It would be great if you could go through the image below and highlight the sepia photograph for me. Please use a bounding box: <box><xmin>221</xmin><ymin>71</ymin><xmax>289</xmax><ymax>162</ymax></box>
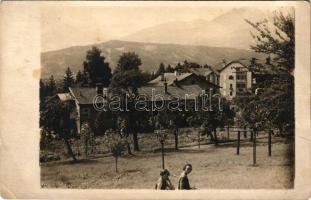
<box><xmin>0</xmin><ymin>1</ymin><xmax>310</xmax><ymax>199</ymax></box>
<box><xmin>39</xmin><ymin>5</ymin><xmax>295</xmax><ymax>189</ymax></box>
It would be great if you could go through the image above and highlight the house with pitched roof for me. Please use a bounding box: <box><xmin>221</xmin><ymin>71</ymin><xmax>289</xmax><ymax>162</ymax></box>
<box><xmin>217</xmin><ymin>60</ymin><xmax>252</xmax><ymax>100</ymax></box>
<box><xmin>215</xmin><ymin>57</ymin><xmax>282</xmax><ymax>100</ymax></box>
<box><xmin>147</xmin><ymin>71</ymin><xmax>220</xmax><ymax>92</ymax></box>
<box><xmin>188</xmin><ymin>66</ymin><xmax>220</xmax><ymax>86</ymax></box>
<box><xmin>65</xmin><ymin>82</ymin><xmax>207</xmax><ymax>133</ymax></box>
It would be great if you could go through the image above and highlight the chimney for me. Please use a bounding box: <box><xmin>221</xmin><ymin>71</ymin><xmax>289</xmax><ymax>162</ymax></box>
<box><xmin>266</xmin><ymin>56</ymin><xmax>271</xmax><ymax>65</ymax></box>
<box><xmin>103</xmin><ymin>88</ymin><xmax>108</xmax><ymax>98</ymax></box>
<box><xmin>96</xmin><ymin>83</ymin><xmax>103</xmax><ymax>96</ymax></box>
<box><xmin>160</xmin><ymin>73</ymin><xmax>164</xmax><ymax>81</ymax></box>
<box><xmin>164</xmin><ymin>78</ymin><xmax>168</xmax><ymax>94</ymax></box>
<box><xmin>174</xmin><ymin>70</ymin><xmax>180</xmax><ymax>76</ymax></box>
<box><xmin>174</xmin><ymin>78</ymin><xmax>180</xmax><ymax>87</ymax></box>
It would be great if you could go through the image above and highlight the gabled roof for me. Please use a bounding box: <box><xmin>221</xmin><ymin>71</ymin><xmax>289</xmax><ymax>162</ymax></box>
<box><xmin>216</xmin><ymin>58</ymin><xmax>278</xmax><ymax>74</ymax></box>
<box><xmin>69</xmin><ymin>87</ymin><xmax>99</xmax><ymax>105</ymax></box>
<box><xmin>217</xmin><ymin>60</ymin><xmax>249</xmax><ymax>72</ymax></box>
<box><xmin>69</xmin><ymin>85</ymin><xmax>204</xmax><ymax>105</ymax></box>
<box><xmin>148</xmin><ymin>73</ymin><xmax>193</xmax><ymax>86</ymax></box>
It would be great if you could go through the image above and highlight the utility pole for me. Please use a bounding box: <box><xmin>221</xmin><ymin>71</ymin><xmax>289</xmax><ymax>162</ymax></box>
<box><xmin>237</xmin><ymin>131</ymin><xmax>241</xmax><ymax>155</ymax></box>
<box><xmin>268</xmin><ymin>129</ymin><xmax>272</xmax><ymax>157</ymax></box>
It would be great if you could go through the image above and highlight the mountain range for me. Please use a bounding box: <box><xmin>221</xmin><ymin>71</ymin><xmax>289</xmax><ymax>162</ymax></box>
<box><xmin>41</xmin><ymin>40</ymin><xmax>264</xmax><ymax>79</ymax></box>
<box><xmin>41</xmin><ymin>8</ymin><xmax>269</xmax><ymax>79</ymax></box>
<box><xmin>121</xmin><ymin>8</ymin><xmax>268</xmax><ymax>49</ymax></box>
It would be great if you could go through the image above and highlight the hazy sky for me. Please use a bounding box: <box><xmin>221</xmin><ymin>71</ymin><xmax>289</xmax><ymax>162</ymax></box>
<box><xmin>41</xmin><ymin>7</ymin><xmax>233</xmax><ymax>52</ymax></box>
<box><xmin>41</xmin><ymin>6</ymin><xmax>292</xmax><ymax>52</ymax></box>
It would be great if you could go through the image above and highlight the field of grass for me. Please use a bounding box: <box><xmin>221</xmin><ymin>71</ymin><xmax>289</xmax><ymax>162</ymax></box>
<box><xmin>41</xmin><ymin>130</ymin><xmax>294</xmax><ymax>189</ymax></box>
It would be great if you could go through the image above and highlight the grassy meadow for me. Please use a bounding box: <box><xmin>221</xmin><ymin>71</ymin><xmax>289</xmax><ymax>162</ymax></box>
<box><xmin>40</xmin><ymin>129</ymin><xmax>294</xmax><ymax>189</ymax></box>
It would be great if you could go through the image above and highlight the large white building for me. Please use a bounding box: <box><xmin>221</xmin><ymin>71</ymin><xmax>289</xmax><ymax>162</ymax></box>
<box><xmin>218</xmin><ymin>61</ymin><xmax>252</xmax><ymax>100</ymax></box>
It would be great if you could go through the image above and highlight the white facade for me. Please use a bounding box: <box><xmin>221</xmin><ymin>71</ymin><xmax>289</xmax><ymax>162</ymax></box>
<box><xmin>219</xmin><ymin>62</ymin><xmax>252</xmax><ymax>100</ymax></box>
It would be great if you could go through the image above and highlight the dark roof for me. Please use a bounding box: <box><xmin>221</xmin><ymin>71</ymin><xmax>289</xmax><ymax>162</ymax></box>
<box><xmin>69</xmin><ymin>87</ymin><xmax>99</xmax><ymax>105</ymax></box>
<box><xmin>137</xmin><ymin>85</ymin><xmax>203</xmax><ymax>100</ymax></box>
<box><xmin>69</xmin><ymin>85</ymin><xmax>204</xmax><ymax>105</ymax></box>
<box><xmin>147</xmin><ymin>72</ymin><xmax>220</xmax><ymax>89</ymax></box>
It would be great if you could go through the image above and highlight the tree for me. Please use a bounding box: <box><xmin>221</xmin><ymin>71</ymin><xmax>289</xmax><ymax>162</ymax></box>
<box><xmin>186</xmin><ymin>112</ymin><xmax>204</xmax><ymax>147</ymax></box>
<box><xmin>111</xmin><ymin>52</ymin><xmax>144</xmax><ymax>92</ymax></box>
<box><xmin>150</xmin><ymin>71</ymin><xmax>157</xmax><ymax>80</ymax></box>
<box><xmin>243</xmin><ymin>10</ymin><xmax>295</xmax><ymax>135</ymax></box>
<box><xmin>222</xmin><ymin>100</ymin><xmax>235</xmax><ymax>139</ymax></box>
<box><xmin>236</xmin><ymin>94</ymin><xmax>261</xmax><ymax>128</ymax></box>
<box><xmin>191</xmin><ymin>95</ymin><xmax>232</xmax><ymax>146</ymax></box>
<box><xmin>175</xmin><ymin>62</ymin><xmax>182</xmax><ymax>72</ymax></box>
<box><xmin>246</xmin><ymin>10</ymin><xmax>294</xmax><ymax>72</ymax></box>
<box><xmin>236</xmin><ymin>81</ymin><xmax>294</xmax><ymax>135</ymax></box>
<box><xmin>40</xmin><ymin>100</ymin><xmax>77</xmax><ymax>162</ymax></box>
<box><xmin>94</xmin><ymin>111</ymin><xmax>117</xmax><ymax>135</ymax></box>
<box><xmin>117</xmin><ymin>116</ymin><xmax>132</xmax><ymax>155</ymax></box>
<box><xmin>166</xmin><ymin>64</ymin><xmax>174</xmax><ymax>73</ymax></box>
<box><xmin>141</xmin><ymin>71</ymin><xmax>153</xmax><ymax>84</ymax></box>
<box><xmin>183</xmin><ymin>60</ymin><xmax>201</xmax><ymax>69</ymax></box>
<box><xmin>103</xmin><ymin>129</ymin><xmax>125</xmax><ymax>173</ymax></box>
<box><xmin>63</xmin><ymin>67</ymin><xmax>75</xmax><ymax>91</ymax></box>
<box><xmin>153</xmin><ymin>111</ymin><xmax>169</xmax><ymax>169</ymax></box>
<box><xmin>84</xmin><ymin>47</ymin><xmax>112</xmax><ymax>87</ymax></box>
<box><xmin>82</xmin><ymin>62</ymin><xmax>90</xmax><ymax>86</ymax></box>
<box><xmin>80</xmin><ymin>122</ymin><xmax>94</xmax><ymax>158</ymax></box>
<box><xmin>167</xmin><ymin>112</ymin><xmax>185</xmax><ymax>150</ymax></box>
<box><xmin>75</xmin><ymin>70</ymin><xmax>83</xmax><ymax>84</ymax></box>
<box><xmin>40</xmin><ymin>79</ymin><xmax>47</xmax><ymax>111</ymax></box>
<box><xmin>115</xmin><ymin>52</ymin><xmax>142</xmax><ymax>72</ymax></box>
<box><xmin>46</xmin><ymin>75</ymin><xmax>57</xmax><ymax>96</ymax></box>
<box><xmin>156</xmin><ymin>62</ymin><xmax>165</xmax><ymax>76</ymax></box>
<box><xmin>110</xmin><ymin>52</ymin><xmax>144</xmax><ymax>151</ymax></box>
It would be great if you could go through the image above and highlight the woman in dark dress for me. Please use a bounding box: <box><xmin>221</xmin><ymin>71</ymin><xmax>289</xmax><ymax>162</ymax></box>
<box><xmin>178</xmin><ymin>164</ymin><xmax>196</xmax><ymax>190</ymax></box>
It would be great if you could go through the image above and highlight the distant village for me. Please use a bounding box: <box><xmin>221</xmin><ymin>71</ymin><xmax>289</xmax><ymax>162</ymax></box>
<box><xmin>44</xmin><ymin>51</ymin><xmax>274</xmax><ymax>134</ymax></box>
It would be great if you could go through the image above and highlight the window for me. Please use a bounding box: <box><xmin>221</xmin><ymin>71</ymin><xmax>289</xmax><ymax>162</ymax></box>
<box><xmin>230</xmin><ymin>91</ymin><xmax>233</xmax><ymax>96</ymax></box>
<box><xmin>81</xmin><ymin>108</ymin><xmax>90</xmax><ymax>119</ymax></box>
<box><xmin>228</xmin><ymin>75</ymin><xmax>234</xmax><ymax>80</ymax></box>
<box><xmin>236</xmin><ymin>83</ymin><xmax>246</xmax><ymax>89</ymax></box>
<box><xmin>236</xmin><ymin>72</ymin><xmax>246</xmax><ymax>80</ymax></box>
<box><xmin>230</xmin><ymin>84</ymin><xmax>233</xmax><ymax>88</ymax></box>
<box><xmin>211</xmin><ymin>75</ymin><xmax>214</xmax><ymax>83</ymax></box>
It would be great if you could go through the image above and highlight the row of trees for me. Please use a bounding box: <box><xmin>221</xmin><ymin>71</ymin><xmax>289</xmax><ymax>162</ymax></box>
<box><xmin>154</xmin><ymin>60</ymin><xmax>212</xmax><ymax>78</ymax></box>
<box><xmin>40</xmin><ymin>46</ymin><xmax>113</xmax><ymax>102</ymax></box>
<box><xmin>40</xmin><ymin>48</ymin><xmax>216</xmax><ymax>105</ymax></box>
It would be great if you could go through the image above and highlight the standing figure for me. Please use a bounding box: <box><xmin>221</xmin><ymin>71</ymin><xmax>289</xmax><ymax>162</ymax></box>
<box><xmin>178</xmin><ymin>164</ymin><xmax>196</xmax><ymax>190</ymax></box>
